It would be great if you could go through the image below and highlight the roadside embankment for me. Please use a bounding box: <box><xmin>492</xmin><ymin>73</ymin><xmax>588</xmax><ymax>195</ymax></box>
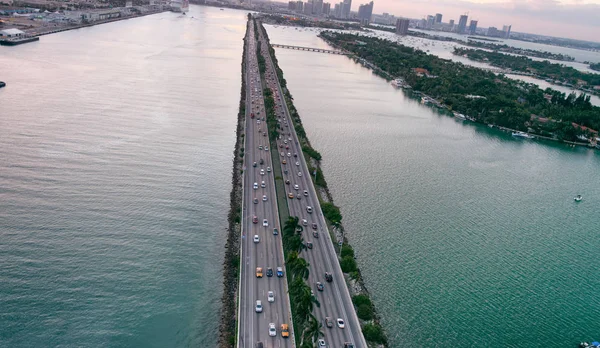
<box><xmin>257</xmin><ymin>20</ymin><xmax>389</xmax><ymax>348</ymax></box>
<box><xmin>217</xmin><ymin>19</ymin><xmax>248</xmax><ymax>348</ymax></box>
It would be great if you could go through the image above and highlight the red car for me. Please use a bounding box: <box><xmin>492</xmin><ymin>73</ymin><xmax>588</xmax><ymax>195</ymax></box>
<box><xmin>253</xmin><ymin>216</ymin><xmax>258</xmax><ymax>224</ymax></box>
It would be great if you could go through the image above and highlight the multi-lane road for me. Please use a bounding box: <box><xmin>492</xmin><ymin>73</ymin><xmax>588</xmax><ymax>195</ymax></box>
<box><xmin>256</xmin><ymin>21</ymin><xmax>367</xmax><ymax>348</ymax></box>
<box><xmin>238</xmin><ymin>19</ymin><xmax>295</xmax><ymax>348</ymax></box>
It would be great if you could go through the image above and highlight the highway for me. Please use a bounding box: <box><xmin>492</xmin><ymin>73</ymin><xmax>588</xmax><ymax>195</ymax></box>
<box><xmin>256</xmin><ymin>21</ymin><xmax>368</xmax><ymax>348</ymax></box>
<box><xmin>238</xmin><ymin>19</ymin><xmax>295</xmax><ymax>348</ymax></box>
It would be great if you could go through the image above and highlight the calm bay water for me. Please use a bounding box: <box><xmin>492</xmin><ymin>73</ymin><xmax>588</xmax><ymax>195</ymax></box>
<box><xmin>266</xmin><ymin>26</ymin><xmax>600</xmax><ymax>347</ymax></box>
<box><xmin>0</xmin><ymin>6</ymin><xmax>246</xmax><ymax>347</ymax></box>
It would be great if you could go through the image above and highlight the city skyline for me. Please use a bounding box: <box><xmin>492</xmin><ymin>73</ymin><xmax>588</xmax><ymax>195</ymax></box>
<box><xmin>358</xmin><ymin>0</ymin><xmax>600</xmax><ymax>42</ymax></box>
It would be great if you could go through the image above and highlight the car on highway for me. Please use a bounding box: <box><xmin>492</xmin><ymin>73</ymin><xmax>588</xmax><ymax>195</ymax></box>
<box><xmin>273</xmin><ymin>228</ymin><xmax>278</xmax><ymax>235</ymax></box>
<box><xmin>337</xmin><ymin>318</ymin><xmax>345</xmax><ymax>329</ymax></box>
<box><xmin>262</xmin><ymin>195</ymin><xmax>267</xmax><ymax>201</ymax></box>
<box><xmin>255</xmin><ymin>342</ymin><xmax>263</xmax><ymax>348</ymax></box>
<box><xmin>281</xmin><ymin>324</ymin><xmax>289</xmax><ymax>338</ymax></box>
<box><xmin>284</xmin><ymin>169</ymin><xmax>288</xmax><ymax>174</ymax></box>
<box><xmin>263</xmin><ymin>219</ymin><xmax>268</xmax><ymax>227</ymax></box>
<box><xmin>267</xmin><ymin>291</ymin><xmax>274</xmax><ymax>303</ymax></box>
<box><xmin>267</xmin><ymin>166</ymin><xmax>271</xmax><ymax>172</ymax></box>
<box><xmin>287</xmin><ymin>153</ymin><xmax>291</xmax><ymax>157</ymax></box>
<box><xmin>296</xmin><ymin>195</ymin><xmax>301</xmax><ymax>200</ymax></box>
<box><xmin>313</xmin><ymin>231</ymin><xmax>319</xmax><ymax>238</ymax></box>
<box><xmin>298</xmin><ymin>172</ymin><xmax>302</xmax><ymax>177</ymax></box>
<box><xmin>253</xmin><ymin>235</ymin><xmax>260</xmax><ymax>243</ymax></box>
<box><xmin>318</xmin><ymin>339</ymin><xmax>326</xmax><ymax>347</ymax></box>
<box><xmin>260</xmin><ymin>169</ymin><xmax>265</xmax><ymax>176</ymax></box>
<box><xmin>256</xmin><ymin>267</ymin><xmax>263</xmax><ymax>278</ymax></box>
<box><xmin>306</xmin><ymin>241</ymin><xmax>313</xmax><ymax>249</ymax></box>
<box><xmin>294</xmin><ymin>184</ymin><xmax>299</xmax><ymax>190</ymax></box>
<box><xmin>284</xmin><ymin>140</ymin><xmax>288</xmax><ymax>144</ymax></box>
<box><xmin>285</xmin><ymin>180</ymin><xmax>290</xmax><ymax>185</ymax></box>
<box><xmin>325</xmin><ymin>317</ymin><xmax>333</xmax><ymax>328</ymax></box>
<box><xmin>258</xmin><ymin>145</ymin><xmax>263</xmax><ymax>150</ymax></box>
<box><xmin>302</xmin><ymin>219</ymin><xmax>308</xmax><ymax>226</ymax></box>
<box><xmin>295</xmin><ymin>161</ymin><xmax>300</xmax><ymax>166</ymax></box>
<box><xmin>312</xmin><ymin>223</ymin><xmax>318</xmax><ymax>230</ymax></box>
<box><xmin>316</xmin><ymin>282</ymin><xmax>324</xmax><ymax>291</ymax></box>
<box><xmin>268</xmin><ymin>323</ymin><xmax>276</xmax><ymax>337</ymax></box>
<box><xmin>325</xmin><ymin>272</ymin><xmax>333</xmax><ymax>282</ymax></box>
<box><xmin>253</xmin><ymin>182</ymin><xmax>258</xmax><ymax>190</ymax></box>
<box><xmin>343</xmin><ymin>344</ymin><xmax>354</xmax><ymax>348</ymax></box>
<box><xmin>288</xmin><ymin>193</ymin><xmax>294</xmax><ymax>199</ymax></box>
<box><xmin>263</xmin><ymin>132</ymin><xmax>267</xmax><ymax>137</ymax></box>
<box><xmin>255</xmin><ymin>300</ymin><xmax>262</xmax><ymax>313</ymax></box>
<box><xmin>265</xmin><ymin>146</ymin><xmax>268</xmax><ymax>151</ymax></box>
<box><xmin>276</xmin><ymin>267</ymin><xmax>284</xmax><ymax>277</ymax></box>
<box><xmin>307</xmin><ymin>206</ymin><xmax>313</xmax><ymax>213</ymax></box>
<box><xmin>303</xmin><ymin>190</ymin><xmax>308</xmax><ymax>196</ymax></box>
<box><xmin>282</xmin><ymin>159</ymin><xmax>287</xmax><ymax>164</ymax></box>
<box><xmin>259</xmin><ymin>159</ymin><xmax>264</xmax><ymax>165</ymax></box>
<box><xmin>252</xmin><ymin>216</ymin><xmax>258</xmax><ymax>224</ymax></box>
<box><xmin>266</xmin><ymin>267</ymin><xmax>273</xmax><ymax>277</ymax></box>
<box><xmin>293</xmin><ymin>153</ymin><xmax>298</xmax><ymax>157</ymax></box>
<box><xmin>253</xmin><ymin>198</ymin><xmax>258</xmax><ymax>204</ymax></box>
<box><xmin>253</xmin><ymin>162</ymin><xmax>257</xmax><ymax>167</ymax></box>
<box><xmin>285</xmin><ymin>145</ymin><xmax>289</xmax><ymax>149</ymax></box>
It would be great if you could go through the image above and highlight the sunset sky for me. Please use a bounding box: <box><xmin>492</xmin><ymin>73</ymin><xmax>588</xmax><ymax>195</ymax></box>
<box><xmin>364</xmin><ymin>0</ymin><xmax>600</xmax><ymax>42</ymax></box>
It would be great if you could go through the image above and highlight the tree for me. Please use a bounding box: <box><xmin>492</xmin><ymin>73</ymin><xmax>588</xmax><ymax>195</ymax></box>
<box><xmin>357</xmin><ymin>303</ymin><xmax>374</xmax><ymax>321</ymax></box>
<box><xmin>362</xmin><ymin>323</ymin><xmax>387</xmax><ymax>344</ymax></box>
<box><xmin>287</xmin><ymin>252</ymin><xmax>310</xmax><ymax>280</ymax></box>
<box><xmin>340</xmin><ymin>256</ymin><xmax>357</xmax><ymax>273</ymax></box>
<box><xmin>302</xmin><ymin>314</ymin><xmax>324</xmax><ymax>345</ymax></box>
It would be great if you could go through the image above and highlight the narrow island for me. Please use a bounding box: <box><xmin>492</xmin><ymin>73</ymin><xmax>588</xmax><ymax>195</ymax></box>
<box><xmin>321</xmin><ymin>31</ymin><xmax>600</xmax><ymax>147</ymax></box>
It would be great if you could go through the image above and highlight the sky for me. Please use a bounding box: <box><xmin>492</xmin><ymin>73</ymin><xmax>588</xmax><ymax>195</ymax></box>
<box><xmin>367</xmin><ymin>0</ymin><xmax>600</xmax><ymax>42</ymax></box>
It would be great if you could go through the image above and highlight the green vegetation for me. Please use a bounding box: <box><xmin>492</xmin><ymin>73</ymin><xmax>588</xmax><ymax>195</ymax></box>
<box><xmin>454</xmin><ymin>47</ymin><xmax>600</xmax><ymax>88</ymax></box>
<box><xmin>322</xmin><ymin>31</ymin><xmax>600</xmax><ymax>141</ymax></box>
<box><xmin>362</xmin><ymin>323</ymin><xmax>387</xmax><ymax>344</ymax></box>
<box><xmin>341</xmin><ymin>244</ymin><xmax>355</xmax><ymax>258</ymax></box>
<box><xmin>340</xmin><ymin>255</ymin><xmax>358</xmax><ymax>273</ymax></box>
<box><xmin>591</xmin><ymin>63</ymin><xmax>600</xmax><ymax>72</ymax></box>
<box><xmin>301</xmin><ymin>146</ymin><xmax>322</xmax><ymax>161</ymax></box>
<box><xmin>465</xmin><ymin>40</ymin><xmax>575</xmax><ymax>61</ymax></box>
<box><xmin>320</xmin><ymin>202</ymin><xmax>342</xmax><ymax>225</ymax></box>
<box><xmin>261</xmin><ymin>13</ymin><xmax>362</xmax><ymax>31</ymax></box>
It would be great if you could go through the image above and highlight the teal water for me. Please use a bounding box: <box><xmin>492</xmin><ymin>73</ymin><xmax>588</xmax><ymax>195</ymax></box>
<box><xmin>0</xmin><ymin>6</ymin><xmax>246</xmax><ymax>347</ymax></box>
<box><xmin>266</xmin><ymin>26</ymin><xmax>600</xmax><ymax>347</ymax></box>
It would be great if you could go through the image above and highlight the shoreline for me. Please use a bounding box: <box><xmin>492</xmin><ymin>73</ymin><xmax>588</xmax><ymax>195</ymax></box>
<box><xmin>217</xmin><ymin>21</ymin><xmax>247</xmax><ymax>348</ymax></box>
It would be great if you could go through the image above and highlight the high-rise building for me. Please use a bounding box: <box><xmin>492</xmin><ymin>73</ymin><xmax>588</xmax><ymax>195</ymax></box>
<box><xmin>296</xmin><ymin>1</ymin><xmax>303</xmax><ymax>12</ymax></box>
<box><xmin>502</xmin><ymin>24</ymin><xmax>512</xmax><ymax>38</ymax></box>
<box><xmin>449</xmin><ymin>19</ymin><xmax>454</xmax><ymax>26</ymax></box>
<box><xmin>334</xmin><ymin>3</ymin><xmax>341</xmax><ymax>17</ymax></box>
<box><xmin>435</xmin><ymin>13</ymin><xmax>442</xmax><ymax>24</ymax></box>
<box><xmin>342</xmin><ymin>0</ymin><xmax>352</xmax><ymax>18</ymax></box>
<box><xmin>396</xmin><ymin>18</ymin><xmax>410</xmax><ymax>35</ymax></box>
<box><xmin>457</xmin><ymin>14</ymin><xmax>468</xmax><ymax>34</ymax></box>
<box><xmin>288</xmin><ymin>1</ymin><xmax>296</xmax><ymax>10</ymax></box>
<box><xmin>304</xmin><ymin>2</ymin><xmax>313</xmax><ymax>14</ymax></box>
<box><xmin>469</xmin><ymin>20</ymin><xmax>478</xmax><ymax>35</ymax></box>
<box><xmin>313</xmin><ymin>0</ymin><xmax>323</xmax><ymax>15</ymax></box>
<box><xmin>322</xmin><ymin>2</ymin><xmax>331</xmax><ymax>15</ymax></box>
<box><xmin>426</xmin><ymin>15</ymin><xmax>435</xmax><ymax>29</ymax></box>
<box><xmin>357</xmin><ymin>1</ymin><xmax>373</xmax><ymax>25</ymax></box>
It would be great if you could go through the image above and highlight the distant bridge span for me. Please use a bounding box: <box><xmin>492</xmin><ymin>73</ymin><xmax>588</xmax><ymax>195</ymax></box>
<box><xmin>271</xmin><ymin>44</ymin><xmax>351</xmax><ymax>55</ymax></box>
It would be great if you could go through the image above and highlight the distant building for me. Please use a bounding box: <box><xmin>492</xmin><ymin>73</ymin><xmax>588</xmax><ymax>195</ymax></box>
<box><xmin>469</xmin><ymin>20</ymin><xmax>478</xmax><ymax>35</ymax></box>
<box><xmin>426</xmin><ymin>15</ymin><xmax>434</xmax><ymax>29</ymax></box>
<box><xmin>0</xmin><ymin>28</ymin><xmax>24</xmax><ymax>38</ymax></box>
<box><xmin>457</xmin><ymin>14</ymin><xmax>468</xmax><ymax>34</ymax></box>
<box><xmin>503</xmin><ymin>24</ymin><xmax>512</xmax><ymax>38</ymax></box>
<box><xmin>396</xmin><ymin>18</ymin><xmax>410</xmax><ymax>35</ymax></box>
<box><xmin>333</xmin><ymin>3</ymin><xmax>341</xmax><ymax>17</ymax></box>
<box><xmin>288</xmin><ymin>1</ymin><xmax>296</xmax><ymax>10</ymax></box>
<box><xmin>303</xmin><ymin>2</ymin><xmax>313</xmax><ymax>15</ymax></box>
<box><xmin>341</xmin><ymin>0</ymin><xmax>352</xmax><ymax>18</ymax></box>
<box><xmin>434</xmin><ymin>13</ymin><xmax>442</xmax><ymax>24</ymax></box>
<box><xmin>295</xmin><ymin>1</ymin><xmax>303</xmax><ymax>12</ymax></box>
<box><xmin>357</xmin><ymin>1</ymin><xmax>373</xmax><ymax>25</ymax></box>
<box><xmin>313</xmin><ymin>0</ymin><xmax>323</xmax><ymax>15</ymax></box>
<box><xmin>322</xmin><ymin>2</ymin><xmax>331</xmax><ymax>15</ymax></box>
<box><xmin>449</xmin><ymin>19</ymin><xmax>454</xmax><ymax>26</ymax></box>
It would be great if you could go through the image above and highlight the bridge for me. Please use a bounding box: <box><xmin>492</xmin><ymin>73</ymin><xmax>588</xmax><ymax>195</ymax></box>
<box><xmin>272</xmin><ymin>44</ymin><xmax>351</xmax><ymax>55</ymax></box>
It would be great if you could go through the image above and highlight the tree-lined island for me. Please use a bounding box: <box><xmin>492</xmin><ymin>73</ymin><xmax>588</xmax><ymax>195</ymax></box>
<box><xmin>321</xmin><ymin>31</ymin><xmax>600</xmax><ymax>145</ymax></box>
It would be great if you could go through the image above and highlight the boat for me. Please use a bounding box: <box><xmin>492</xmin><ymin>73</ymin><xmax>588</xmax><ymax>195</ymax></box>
<box><xmin>391</xmin><ymin>78</ymin><xmax>405</xmax><ymax>87</ymax></box>
<box><xmin>574</xmin><ymin>195</ymin><xmax>583</xmax><ymax>202</ymax></box>
<box><xmin>0</xmin><ymin>81</ymin><xmax>5</xmax><ymax>88</ymax></box>
<box><xmin>512</xmin><ymin>131</ymin><xmax>534</xmax><ymax>139</ymax></box>
<box><xmin>453</xmin><ymin>112</ymin><xmax>466</xmax><ymax>120</ymax></box>
<box><xmin>170</xmin><ymin>0</ymin><xmax>189</xmax><ymax>13</ymax></box>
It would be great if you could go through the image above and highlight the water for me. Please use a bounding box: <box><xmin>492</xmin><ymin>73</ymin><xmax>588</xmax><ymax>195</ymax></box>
<box><xmin>0</xmin><ymin>6</ymin><xmax>247</xmax><ymax>347</ymax></box>
<box><xmin>266</xmin><ymin>25</ymin><xmax>600</xmax><ymax>347</ymax></box>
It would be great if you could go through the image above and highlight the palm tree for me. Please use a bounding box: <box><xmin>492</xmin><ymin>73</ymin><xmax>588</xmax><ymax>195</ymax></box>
<box><xmin>286</xmin><ymin>252</ymin><xmax>310</xmax><ymax>280</ymax></box>
<box><xmin>302</xmin><ymin>314</ymin><xmax>324</xmax><ymax>345</ymax></box>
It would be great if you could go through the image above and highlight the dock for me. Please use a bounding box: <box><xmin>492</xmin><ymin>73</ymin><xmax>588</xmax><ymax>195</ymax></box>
<box><xmin>0</xmin><ymin>37</ymin><xmax>40</xmax><ymax>46</ymax></box>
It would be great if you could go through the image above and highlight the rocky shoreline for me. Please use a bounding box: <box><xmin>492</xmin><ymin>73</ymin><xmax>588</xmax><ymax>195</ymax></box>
<box><xmin>217</xmin><ymin>26</ymin><xmax>248</xmax><ymax>348</ymax></box>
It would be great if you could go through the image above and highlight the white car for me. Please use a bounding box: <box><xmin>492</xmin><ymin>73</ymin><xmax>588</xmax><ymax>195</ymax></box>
<box><xmin>260</xmin><ymin>169</ymin><xmax>265</xmax><ymax>175</ymax></box>
<box><xmin>267</xmin><ymin>167</ymin><xmax>271</xmax><ymax>172</ymax></box>
<box><xmin>298</xmin><ymin>172</ymin><xmax>302</xmax><ymax>177</ymax></box>
<box><xmin>263</xmin><ymin>219</ymin><xmax>268</xmax><ymax>227</ymax></box>
<box><xmin>287</xmin><ymin>153</ymin><xmax>291</xmax><ymax>157</ymax></box>
<box><xmin>294</xmin><ymin>184</ymin><xmax>299</xmax><ymax>190</ymax></box>
<box><xmin>265</xmin><ymin>146</ymin><xmax>269</xmax><ymax>151</ymax></box>
<box><xmin>255</xmin><ymin>300</ymin><xmax>263</xmax><ymax>313</ymax></box>
<box><xmin>302</xmin><ymin>219</ymin><xmax>308</xmax><ymax>226</ymax></box>
<box><xmin>258</xmin><ymin>145</ymin><xmax>263</xmax><ymax>150</ymax></box>
<box><xmin>263</xmin><ymin>195</ymin><xmax>268</xmax><ymax>201</ymax></box>
<box><xmin>267</xmin><ymin>291</ymin><xmax>275</xmax><ymax>303</ymax></box>
<box><xmin>253</xmin><ymin>235</ymin><xmax>260</xmax><ymax>243</ymax></box>
<box><xmin>318</xmin><ymin>339</ymin><xmax>326</xmax><ymax>347</ymax></box>
<box><xmin>269</xmin><ymin>323</ymin><xmax>277</xmax><ymax>337</ymax></box>
<box><xmin>296</xmin><ymin>162</ymin><xmax>300</xmax><ymax>166</ymax></box>
<box><xmin>257</xmin><ymin>120</ymin><xmax>261</xmax><ymax>124</ymax></box>
<box><xmin>337</xmin><ymin>318</ymin><xmax>345</xmax><ymax>329</ymax></box>
<box><xmin>253</xmin><ymin>182</ymin><xmax>258</xmax><ymax>190</ymax></box>
<box><xmin>261</xmin><ymin>181</ymin><xmax>266</xmax><ymax>188</ymax></box>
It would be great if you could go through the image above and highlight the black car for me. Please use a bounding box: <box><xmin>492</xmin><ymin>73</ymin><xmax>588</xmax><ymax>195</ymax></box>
<box><xmin>256</xmin><ymin>342</ymin><xmax>264</xmax><ymax>348</ymax></box>
<box><xmin>316</xmin><ymin>282</ymin><xmax>324</xmax><ymax>291</ymax></box>
<box><xmin>325</xmin><ymin>272</ymin><xmax>333</xmax><ymax>282</ymax></box>
<box><xmin>259</xmin><ymin>159</ymin><xmax>264</xmax><ymax>165</ymax></box>
<box><xmin>266</xmin><ymin>268</ymin><xmax>273</xmax><ymax>277</ymax></box>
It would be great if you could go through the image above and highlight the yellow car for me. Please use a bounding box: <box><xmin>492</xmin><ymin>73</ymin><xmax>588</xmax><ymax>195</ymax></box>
<box><xmin>282</xmin><ymin>160</ymin><xmax>287</xmax><ymax>164</ymax></box>
<box><xmin>281</xmin><ymin>324</ymin><xmax>289</xmax><ymax>338</ymax></box>
<box><xmin>288</xmin><ymin>193</ymin><xmax>294</xmax><ymax>199</ymax></box>
<box><xmin>256</xmin><ymin>267</ymin><xmax>263</xmax><ymax>278</ymax></box>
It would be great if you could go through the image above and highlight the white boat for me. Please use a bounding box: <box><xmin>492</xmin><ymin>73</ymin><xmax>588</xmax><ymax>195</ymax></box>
<box><xmin>171</xmin><ymin>0</ymin><xmax>189</xmax><ymax>13</ymax></box>
<box><xmin>512</xmin><ymin>131</ymin><xmax>534</xmax><ymax>139</ymax></box>
<box><xmin>574</xmin><ymin>195</ymin><xmax>583</xmax><ymax>202</ymax></box>
<box><xmin>391</xmin><ymin>78</ymin><xmax>404</xmax><ymax>87</ymax></box>
<box><xmin>453</xmin><ymin>112</ymin><xmax>466</xmax><ymax>120</ymax></box>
